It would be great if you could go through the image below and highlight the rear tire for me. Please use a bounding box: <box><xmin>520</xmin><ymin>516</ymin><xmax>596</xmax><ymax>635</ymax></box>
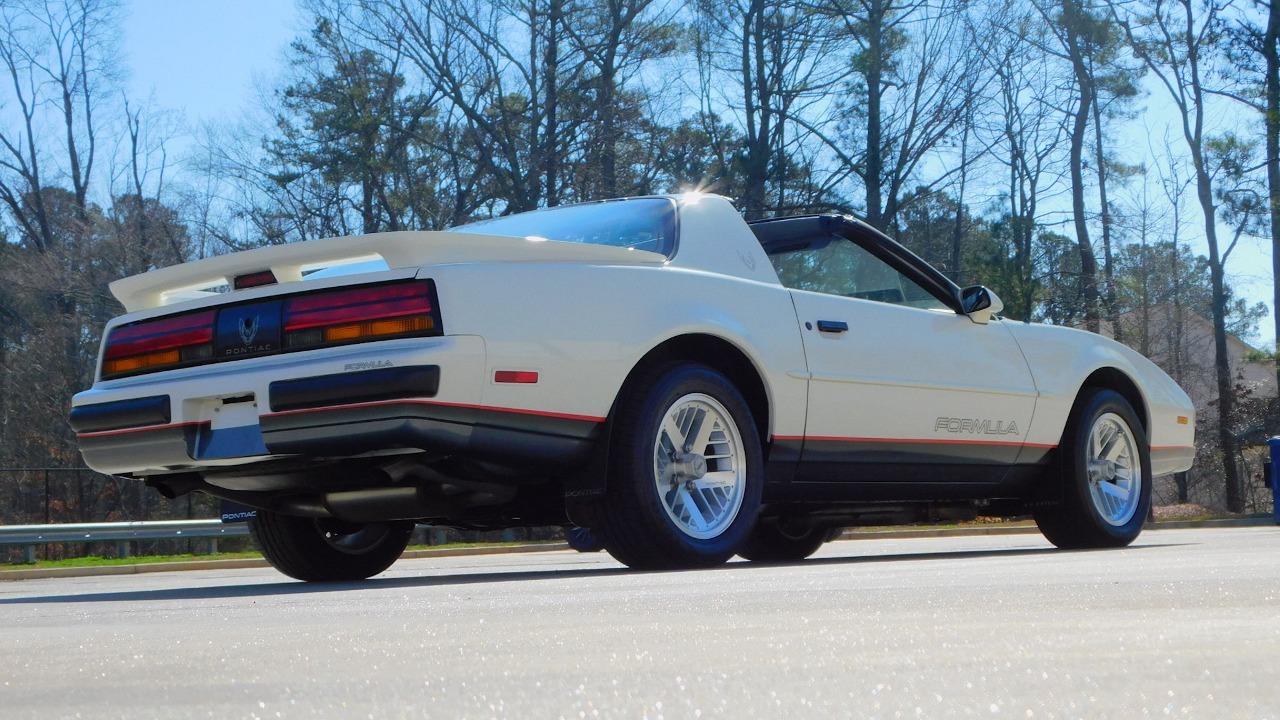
<box><xmin>737</xmin><ymin>520</ymin><xmax>836</xmax><ymax>562</ymax></box>
<box><xmin>1034</xmin><ymin>388</ymin><xmax>1151</xmax><ymax>549</ymax></box>
<box><xmin>601</xmin><ymin>363</ymin><xmax>763</xmax><ymax>570</ymax></box>
<box><xmin>249</xmin><ymin>511</ymin><xmax>413</xmax><ymax>581</ymax></box>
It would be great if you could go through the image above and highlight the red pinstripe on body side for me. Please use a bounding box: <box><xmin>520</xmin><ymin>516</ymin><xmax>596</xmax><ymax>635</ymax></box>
<box><xmin>258</xmin><ymin>398</ymin><xmax>606</xmax><ymax>424</ymax></box>
<box><xmin>772</xmin><ymin>436</ymin><xmax>1193</xmax><ymax>452</ymax></box>
<box><xmin>75</xmin><ymin>399</ymin><xmax>606</xmax><ymax>439</ymax></box>
<box><xmin>770</xmin><ymin>434</ymin><xmax>1057</xmax><ymax>449</ymax></box>
<box><xmin>76</xmin><ymin>420</ymin><xmax>209</xmax><ymax>440</ymax></box>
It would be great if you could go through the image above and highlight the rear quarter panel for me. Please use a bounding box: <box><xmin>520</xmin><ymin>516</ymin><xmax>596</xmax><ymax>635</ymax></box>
<box><xmin>424</xmin><ymin>262</ymin><xmax>809</xmax><ymax>437</ymax></box>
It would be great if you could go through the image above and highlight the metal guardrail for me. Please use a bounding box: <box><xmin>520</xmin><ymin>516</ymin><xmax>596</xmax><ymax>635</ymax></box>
<box><xmin>0</xmin><ymin>520</ymin><xmax>248</xmax><ymax>563</ymax></box>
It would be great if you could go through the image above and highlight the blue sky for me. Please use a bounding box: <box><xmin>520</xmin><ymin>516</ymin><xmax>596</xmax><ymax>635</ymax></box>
<box><xmin>118</xmin><ymin>0</ymin><xmax>1276</xmax><ymax>347</ymax></box>
<box><xmin>122</xmin><ymin>0</ymin><xmax>299</xmax><ymax>129</ymax></box>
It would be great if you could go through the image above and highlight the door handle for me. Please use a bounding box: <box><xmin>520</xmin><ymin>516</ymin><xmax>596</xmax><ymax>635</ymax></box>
<box><xmin>816</xmin><ymin>320</ymin><xmax>848</xmax><ymax>333</ymax></box>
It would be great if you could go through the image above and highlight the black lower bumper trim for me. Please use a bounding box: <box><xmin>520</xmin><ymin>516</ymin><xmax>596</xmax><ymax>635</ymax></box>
<box><xmin>69</xmin><ymin>395</ymin><xmax>171</xmax><ymax>434</ymax></box>
<box><xmin>269</xmin><ymin>365</ymin><xmax>440</xmax><ymax>412</ymax></box>
<box><xmin>260</xmin><ymin>401</ymin><xmax>601</xmax><ymax>469</ymax></box>
<box><xmin>78</xmin><ymin>397</ymin><xmax>601</xmax><ymax>477</ymax></box>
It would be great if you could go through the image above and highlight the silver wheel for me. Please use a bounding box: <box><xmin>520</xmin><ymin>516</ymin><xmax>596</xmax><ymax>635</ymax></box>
<box><xmin>1086</xmin><ymin>412</ymin><xmax>1142</xmax><ymax>527</ymax></box>
<box><xmin>652</xmin><ymin>392</ymin><xmax>747</xmax><ymax>540</ymax></box>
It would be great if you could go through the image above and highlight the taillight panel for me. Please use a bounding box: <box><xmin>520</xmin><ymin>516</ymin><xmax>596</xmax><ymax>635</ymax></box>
<box><xmin>101</xmin><ymin>280</ymin><xmax>441</xmax><ymax>380</ymax></box>
<box><xmin>102</xmin><ymin>310</ymin><xmax>215</xmax><ymax>377</ymax></box>
<box><xmin>104</xmin><ymin>310</ymin><xmax>215</xmax><ymax>360</ymax></box>
<box><xmin>283</xmin><ymin>281</ymin><xmax>439</xmax><ymax>351</ymax></box>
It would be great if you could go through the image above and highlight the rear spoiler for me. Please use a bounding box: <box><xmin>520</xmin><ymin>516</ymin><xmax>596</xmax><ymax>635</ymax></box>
<box><xmin>109</xmin><ymin>230</ymin><xmax>666</xmax><ymax>312</ymax></box>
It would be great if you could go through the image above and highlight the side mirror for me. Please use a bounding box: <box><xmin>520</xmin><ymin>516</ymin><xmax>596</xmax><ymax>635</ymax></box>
<box><xmin>960</xmin><ymin>285</ymin><xmax>1003</xmax><ymax>324</ymax></box>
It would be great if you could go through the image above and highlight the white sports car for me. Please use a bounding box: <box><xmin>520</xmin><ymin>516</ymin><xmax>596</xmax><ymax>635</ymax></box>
<box><xmin>70</xmin><ymin>194</ymin><xmax>1196</xmax><ymax>580</ymax></box>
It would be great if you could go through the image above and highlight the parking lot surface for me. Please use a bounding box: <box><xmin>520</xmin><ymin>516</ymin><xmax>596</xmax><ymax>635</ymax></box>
<box><xmin>1</xmin><ymin>526</ymin><xmax>1277</xmax><ymax>718</ymax></box>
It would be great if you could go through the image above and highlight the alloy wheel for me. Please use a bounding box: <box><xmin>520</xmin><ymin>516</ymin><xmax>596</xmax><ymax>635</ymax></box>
<box><xmin>652</xmin><ymin>392</ymin><xmax>747</xmax><ymax>540</ymax></box>
<box><xmin>1085</xmin><ymin>412</ymin><xmax>1143</xmax><ymax>527</ymax></box>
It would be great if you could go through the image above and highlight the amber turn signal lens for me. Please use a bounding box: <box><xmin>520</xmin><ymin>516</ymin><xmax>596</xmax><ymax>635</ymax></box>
<box><xmin>103</xmin><ymin>349</ymin><xmax>181</xmax><ymax>375</ymax></box>
<box><xmin>321</xmin><ymin>315</ymin><xmax>433</xmax><ymax>343</ymax></box>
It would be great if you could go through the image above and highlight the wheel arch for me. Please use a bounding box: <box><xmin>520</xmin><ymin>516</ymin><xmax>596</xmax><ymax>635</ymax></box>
<box><xmin>1074</xmin><ymin>366</ymin><xmax>1149</xmax><ymax>435</ymax></box>
<box><xmin>564</xmin><ymin>331</ymin><xmax>774</xmax><ymax>528</ymax></box>
<box><xmin>612</xmin><ymin>333</ymin><xmax>772</xmax><ymax>444</ymax></box>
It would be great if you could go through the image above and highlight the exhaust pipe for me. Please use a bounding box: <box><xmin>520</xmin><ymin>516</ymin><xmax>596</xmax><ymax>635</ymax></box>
<box><xmin>276</xmin><ymin>487</ymin><xmax>452</xmax><ymax>522</ymax></box>
<box><xmin>145</xmin><ymin>473</ymin><xmax>204</xmax><ymax>499</ymax></box>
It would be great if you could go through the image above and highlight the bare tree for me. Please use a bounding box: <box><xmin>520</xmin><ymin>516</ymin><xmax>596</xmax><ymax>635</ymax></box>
<box><xmin>1025</xmin><ymin>0</ymin><xmax>1110</xmax><ymax>331</ymax></box>
<box><xmin>1266</xmin><ymin>0</ymin><xmax>1280</xmax><ymax>388</ymax></box>
<box><xmin>817</xmin><ymin>0</ymin><xmax>984</xmax><ymax>233</ymax></box>
<box><xmin>368</xmin><ymin>0</ymin><xmax>589</xmax><ymax>213</ymax></box>
<box><xmin>564</xmin><ymin>0</ymin><xmax>678</xmax><ymax>198</ymax></box>
<box><xmin>694</xmin><ymin>0</ymin><xmax>847</xmax><ymax>218</ymax></box>
<box><xmin>1115</xmin><ymin>0</ymin><xmax>1246</xmax><ymax>511</ymax></box>
<box><xmin>980</xmin><ymin>1</ymin><xmax>1072</xmax><ymax>320</ymax></box>
<box><xmin>1223</xmin><ymin>0</ymin><xmax>1280</xmax><ymax>389</ymax></box>
<box><xmin>0</xmin><ymin>0</ymin><xmax>121</xmax><ymax>472</ymax></box>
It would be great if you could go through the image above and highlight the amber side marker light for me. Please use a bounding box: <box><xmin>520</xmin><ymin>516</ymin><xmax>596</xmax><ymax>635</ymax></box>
<box><xmin>1177</xmin><ymin>416</ymin><xmax>1190</xmax><ymax>425</ymax></box>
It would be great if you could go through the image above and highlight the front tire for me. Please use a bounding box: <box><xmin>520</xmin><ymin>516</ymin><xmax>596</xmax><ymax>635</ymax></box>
<box><xmin>566</xmin><ymin>526</ymin><xmax>604</xmax><ymax>553</ymax></box>
<box><xmin>1034</xmin><ymin>388</ymin><xmax>1151</xmax><ymax>549</ymax></box>
<box><xmin>249</xmin><ymin>511</ymin><xmax>413</xmax><ymax>582</ymax></box>
<box><xmin>601</xmin><ymin>363</ymin><xmax>763</xmax><ymax>569</ymax></box>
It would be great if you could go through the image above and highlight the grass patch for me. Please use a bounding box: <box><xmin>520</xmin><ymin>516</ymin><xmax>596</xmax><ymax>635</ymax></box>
<box><xmin>4</xmin><ymin>550</ymin><xmax>263</xmax><ymax>570</ymax></box>
<box><xmin>849</xmin><ymin>520</ymin><xmax>1036</xmax><ymax>534</ymax></box>
<box><xmin>1</xmin><ymin>540</ymin><xmax>555</xmax><ymax>571</ymax></box>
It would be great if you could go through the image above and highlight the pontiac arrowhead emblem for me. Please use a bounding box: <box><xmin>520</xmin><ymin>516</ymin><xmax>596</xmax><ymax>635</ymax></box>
<box><xmin>239</xmin><ymin>315</ymin><xmax>260</xmax><ymax>346</ymax></box>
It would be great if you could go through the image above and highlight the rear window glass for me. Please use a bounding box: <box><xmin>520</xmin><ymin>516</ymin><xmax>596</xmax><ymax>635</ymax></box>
<box><xmin>450</xmin><ymin>198</ymin><xmax>677</xmax><ymax>256</ymax></box>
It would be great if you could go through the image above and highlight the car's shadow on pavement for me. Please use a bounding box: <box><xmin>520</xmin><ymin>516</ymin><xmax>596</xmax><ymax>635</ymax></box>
<box><xmin>0</xmin><ymin>542</ymin><xmax>1188</xmax><ymax>606</ymax></box>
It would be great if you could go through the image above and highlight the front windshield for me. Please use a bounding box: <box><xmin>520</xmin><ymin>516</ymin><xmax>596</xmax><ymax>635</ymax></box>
<box><xmin>450</xmin><ymin>197</ymin><xmax>678</xmax><ymax>256</ymax></box>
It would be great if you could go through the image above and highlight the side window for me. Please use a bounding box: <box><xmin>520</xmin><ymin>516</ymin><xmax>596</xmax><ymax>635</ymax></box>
<box><xmin>768</xmin><ymin>235</ymin><xmax>948</xmax><ymax>311</ymax></box>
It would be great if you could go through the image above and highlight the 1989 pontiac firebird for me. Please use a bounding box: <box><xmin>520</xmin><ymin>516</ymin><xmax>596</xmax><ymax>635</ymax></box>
<box><xmin>70</xmin><ymin>194</ymin><xmax>1196</xmax><ymax>581</ymax></box>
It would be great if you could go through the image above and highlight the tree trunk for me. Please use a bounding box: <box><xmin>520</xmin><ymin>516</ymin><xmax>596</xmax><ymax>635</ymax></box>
<box><xmin>1063</xmin><ymin>0</ymin><xmax>1099</xmax><ymax>332</ymax></box>
<box><xmin>1193</xmin><ymin>155</ymin><xmax>1243</xmax><ymax>512</ymax></box>
<box><xmin>543</xmin><ymin>0</ymin><xmax>562</xmax><ymax>207</ymax></box>
<box><xmin>599</xmin><ymin>45</ymin><xmax>618</xmax><ymax>197</ymax></box>
<box><xmin>361</xmin><ymin>180</ymin><xmax>377</xmax><ymax>234</ymax></box>
<box><xmin>864</xmin><ymin>0</ymin><xmax>884</xmax><ymax>230</ymax></box>
<box><xmin>1171</xmin><ymin>242</ymin><xmax>1185</xmax><ymax>386</ymax></box>
<box><xmin>1265</xmin><ymin>0</ymin><xmax>1280</xmax><ymax>391</ymax></box>
<box><xmin>1137</xmin><ymin>195</ymin><xmax>1151</xmax><ymax>356</ymax></box>
<box><xmin>739</xmin><ymin>0</ymin><xmax>769</xmax><ymax>219</ymax></box>
<box><xmin>1091</xmin><ymin>86</ymin><xmax>1118</xmax><ymax>341</ymax></box>
<box><xmin>949</xmin><ymin>109</ymin><xmax>971</xmax><ymax>284</ymax></box>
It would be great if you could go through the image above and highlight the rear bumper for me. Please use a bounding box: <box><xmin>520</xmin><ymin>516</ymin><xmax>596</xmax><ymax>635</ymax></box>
<box><xmin>74</xmin><ymin>392</ymin><xmax>600</xmax><ymax>476</ymax></box>
<box><xmin>71</xmin><ymin>336</ymin><xmax>603</xmax><ymax>476</ymax></box>
<box><xmin>259</xmin><ymin>397</ymin><xmax>600</xmax><ymax>468</ymax></box>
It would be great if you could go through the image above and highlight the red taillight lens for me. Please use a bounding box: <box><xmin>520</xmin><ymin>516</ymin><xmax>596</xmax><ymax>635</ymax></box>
<box><xmin>283</xmin><ymin>281</ymin><xmax>437</xmax><ymax>349</ymax></box>
<box><xmin>102</xmin><ymin>310</ymin><xmax>215</xmax><ymax>378</ymax></box>
<box><xmin>234</xmin><ymin>270</ymin><xmax>277</xmax><ymax>289</ymax></box>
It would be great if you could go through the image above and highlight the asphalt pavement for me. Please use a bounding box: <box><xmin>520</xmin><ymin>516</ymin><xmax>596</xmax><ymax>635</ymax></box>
<box><xmin>1</xmin><ymin>526</ymin><xmax>1277</xmax><ymax>719</ymax></box>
